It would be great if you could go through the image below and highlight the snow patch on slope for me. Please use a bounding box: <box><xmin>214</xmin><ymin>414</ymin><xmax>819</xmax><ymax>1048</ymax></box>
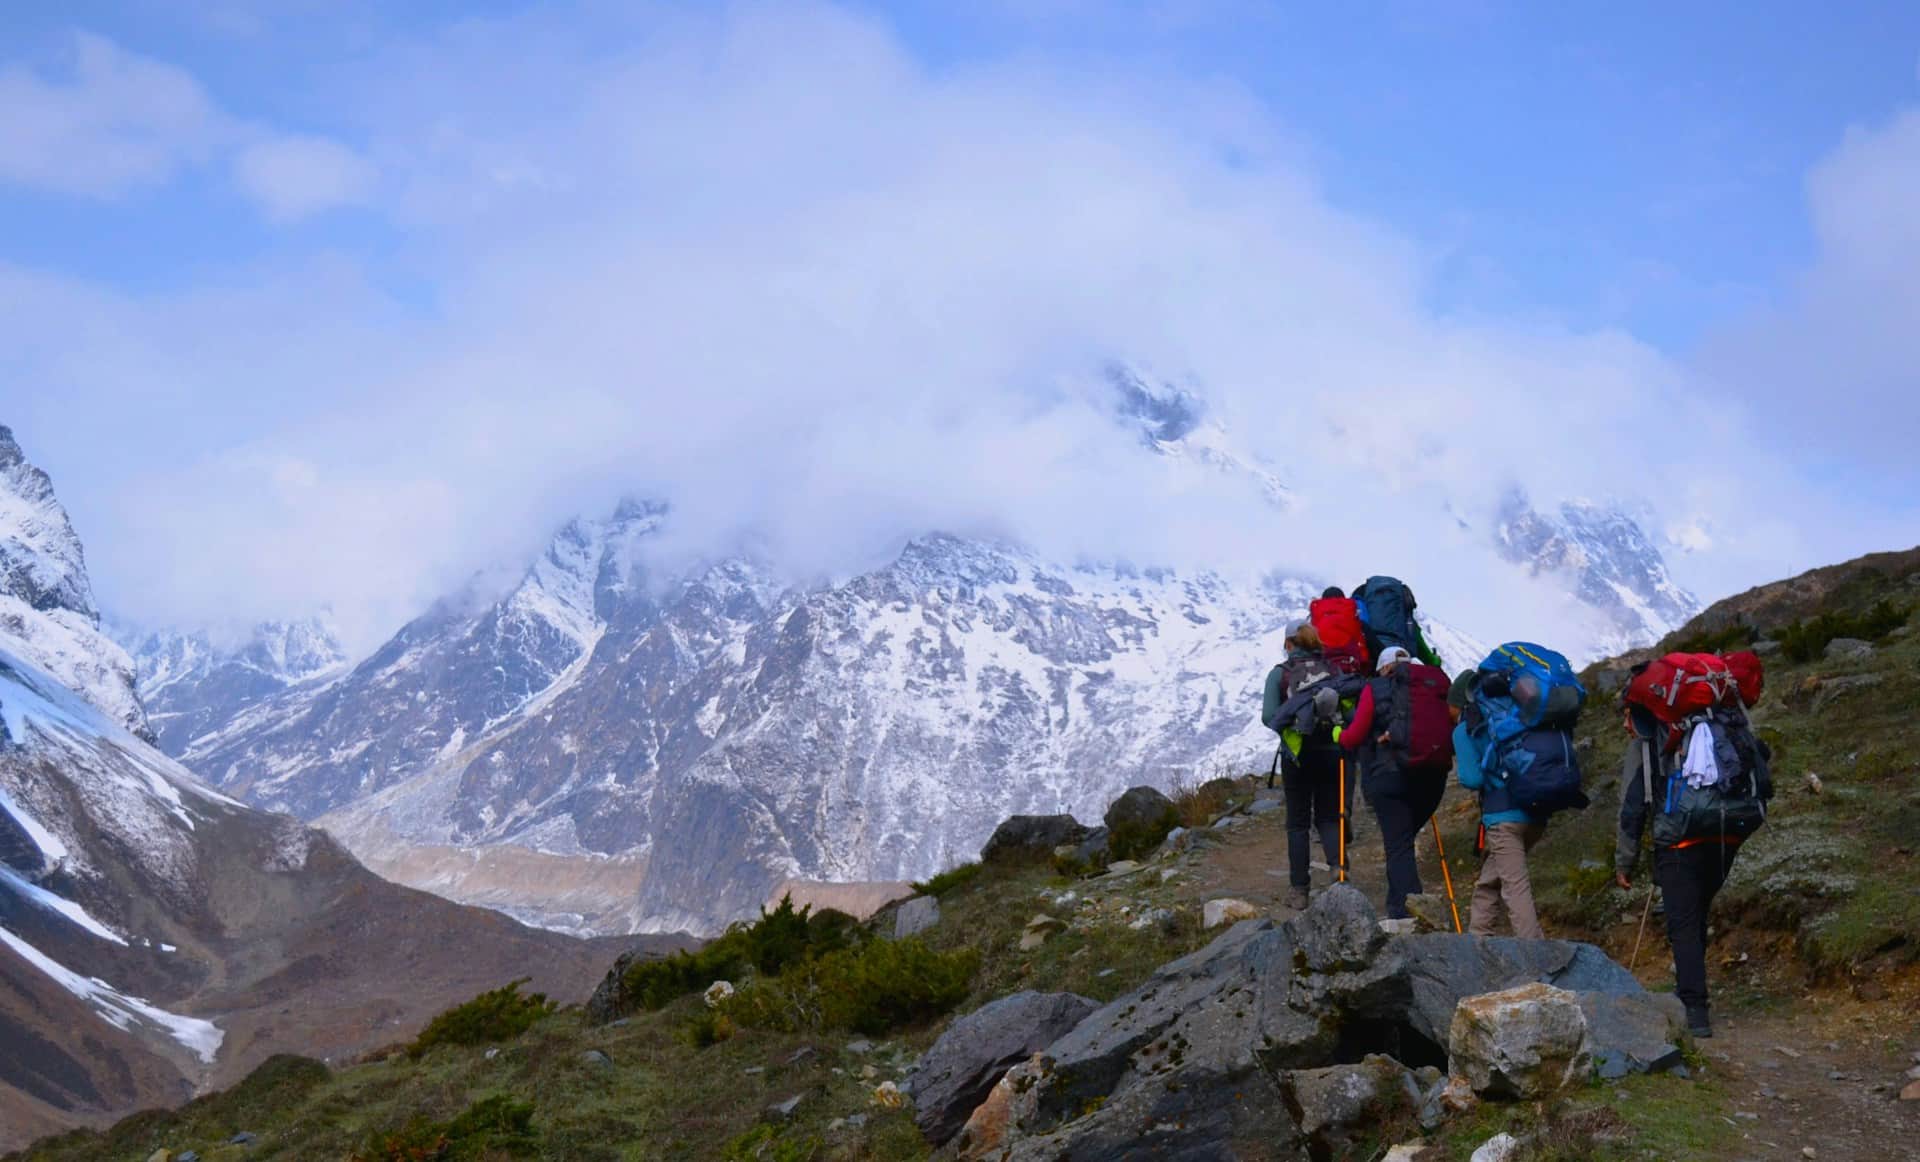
<box><xmin>0</xmin><ymin>925</ymin><xmax>221</xmax><ymax>1062</ymax></box>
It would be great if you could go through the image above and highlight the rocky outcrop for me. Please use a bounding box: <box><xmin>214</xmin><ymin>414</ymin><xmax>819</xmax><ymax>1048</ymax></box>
<box><xmin>907</xmin><ymin>991</ymin><xmax>1099</xmax><ymax>1147</ymax></box>
<box><xmin>980</xmin><ymin>815</ymin><xmax>1089</xmax><ymax>865</ymax></box>
<box><xmin>1103</xmin><ymin>786</ymin><xmax>1180</xmax><ymax>860</ymax></box>
<box><xmin>946</xmin><ymin>885</ymin><xmax>1682</xmax><ymax>1159</ymax></box>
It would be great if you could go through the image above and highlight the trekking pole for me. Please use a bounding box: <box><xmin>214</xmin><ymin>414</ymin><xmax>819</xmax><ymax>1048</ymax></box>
<box><xmin>1337</xmin><ymin>757</ymin><xmax>1348</xmax><ymax>883</ymax></box>
<box><xmin>1429</xmin><ymin>817</ymin><xmax>1463</xmax><ymax>933</ymax></box>
<box><xmin>1267</xmin><ymin>740</ymin><xmax>1283</xmax><ymax>789</ymax></box>
<box><xmin>1628</xmin><ymin>882</ymin><xmax>1656</xmax><ymax>971</ymax></box>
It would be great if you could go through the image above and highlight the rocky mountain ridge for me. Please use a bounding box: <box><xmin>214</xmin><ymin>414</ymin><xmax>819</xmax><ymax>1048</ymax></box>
<box><xmin>0</xmin><ymin>427</ymin><xmax>631</xmax><ymax>1151</ymax></box>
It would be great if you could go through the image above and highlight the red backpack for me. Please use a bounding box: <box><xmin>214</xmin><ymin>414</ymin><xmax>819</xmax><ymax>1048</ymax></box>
<box><xmin>1388</xmin><ymin>663</ymin><xmax>1454</xmax><ymax>768</ymax></box>
<box><xmin>1624</xmin><ymin>652</ymin><xmax>1737</xmax><ymax>751</ymax></box>
<box><xmin>1310</xmin><ymin>596</ymin><xmax>1369</xmax><ymax>661</ymax></box>
<box><xmin>1724</xmin><ymin>650</ymin><xmax>1765</xmax><ymax>708</ymax></box>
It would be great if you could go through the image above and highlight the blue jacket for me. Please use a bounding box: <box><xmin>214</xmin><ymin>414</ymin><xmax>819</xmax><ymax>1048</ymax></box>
<box><xmin>1453</xmin><ymin>721</ymin><xmax>1540</xmax><ymax>827</ymax></box>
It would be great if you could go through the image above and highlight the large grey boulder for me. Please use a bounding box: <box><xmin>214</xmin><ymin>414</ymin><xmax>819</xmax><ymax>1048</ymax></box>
<box><xmin>908</xmin><ymin>990</ymin><xmax>1099</xmax><ymax>1147</ymax></box>
<box><xmin>1399</xmin><ymin>933</ymin><xmax>1638</xmax><ymax>1050</ymax></box>
<box><xmin>1280</xmin><ymin>1054</ymin><xmax>1422</xmax><ymax>1159</ymax></box>
<box><xmin>1578</xmin><ymin>991</ymin><xmax>1686</xmax><ymax>1079</ymax></box>
<box><xmin>1104</xmin><ymin>785</ymin><xmax>1181</xmax><ymax>859</ymax></box>
<box><xmin>981</xmin><ymin>815</ymin><xmax>1089</xmax><ymax>864</ymax></box>
<box><xmin>1448</xmin><ymin>983</ymin><xmax>1592</xmax><ymax>1100</ymax></box>
<box><xmin>959</xmin><ymin>885</ymin><xmax>1409</xmax><ymax>1160</ymax></box>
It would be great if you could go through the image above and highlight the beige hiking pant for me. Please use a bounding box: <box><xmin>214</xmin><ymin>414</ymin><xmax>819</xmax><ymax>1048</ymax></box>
<box><xmin>1469</xmin><ymin>821</ymin><xmax>1546</xmax><ymax>939</ymax></box>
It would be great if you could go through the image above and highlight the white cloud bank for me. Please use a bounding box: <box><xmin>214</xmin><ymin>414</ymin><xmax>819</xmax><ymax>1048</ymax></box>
<box><xmin>1</xmin><ymin>3</ymin><xmax>1913</xmax><ymax>652</ymax></box>
<box><xmin>0</xmin><ymin>29</ymin><xmax>372</xmax><ymax>219</ymax></box>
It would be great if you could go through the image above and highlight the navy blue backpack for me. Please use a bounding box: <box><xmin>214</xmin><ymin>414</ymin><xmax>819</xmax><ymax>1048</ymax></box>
<box><xmin>1472</xmin><ymin>642</ymin><xmax>1590</xmax><ymax>815</ymax></box>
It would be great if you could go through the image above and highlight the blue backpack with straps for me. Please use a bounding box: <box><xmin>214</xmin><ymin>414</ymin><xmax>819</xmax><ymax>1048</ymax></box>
<box><xmin>1472</xmin><ymin>642</ymin><xmax>1590</xmax><ymax>814</ymax></box>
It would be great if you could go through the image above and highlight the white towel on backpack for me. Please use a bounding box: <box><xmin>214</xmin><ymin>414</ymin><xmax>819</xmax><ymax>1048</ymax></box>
<box><xmin>1681</xmin><ymin>721</ymin><xmax>1721</xmax><ymax>789</ymax></box>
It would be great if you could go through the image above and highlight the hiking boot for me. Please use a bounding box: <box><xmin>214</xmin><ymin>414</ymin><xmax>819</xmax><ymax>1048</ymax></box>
<box><xmin>1685</xmin><ymin>1004</ymin><xmax>1713</xmax><ymax>1039</ymax></box>
<box><xmin>1286</xmin><ymin>886</ymin><xmax>1310</xmax><ymax>911</ymax></box>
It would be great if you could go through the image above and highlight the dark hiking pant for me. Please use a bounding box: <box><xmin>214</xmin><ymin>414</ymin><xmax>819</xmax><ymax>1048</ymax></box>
<box><xmin>1365</xmin><ymin>771</ymin><xmax>1447</xmax><ymax>919</ymax></box>
<box><xmin>1655</xmin><ymin>841</ymin><xmax>1741</xmax><ymax>1012</ymax></box>
<box><xmin>1283</xmin><ymin>747</ymin><xmax>1344</xmax><ymax>888</ymax></box>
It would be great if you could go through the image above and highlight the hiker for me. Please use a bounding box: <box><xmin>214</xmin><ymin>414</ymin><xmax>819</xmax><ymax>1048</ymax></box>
<box><xmin>1340</xmin><ymin>646</ymin><xmax>1453</xmax><ymax>919</ymax></box>
<box><xmin>1615</xmin><ymin>652</ymin><xmax>1773</xmax><ymax>1038</ymax></box>
<box><xmin>1350</xmin><ymin>576</ymin><xmax>1444</xmax><ymax>668</ymax></box>
<box><xmin>1263</xmin><ymin>623</ymin><xmax>1346</xmax><ymax>910</ymax></box>
<box><xmin>1451</xmin><ymin>672</ymin><xmax>1547</xmax><ymax>939</ymax></box>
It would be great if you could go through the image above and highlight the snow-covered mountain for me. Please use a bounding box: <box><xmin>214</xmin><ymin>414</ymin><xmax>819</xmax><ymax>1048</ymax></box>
<box><xmin>1493</xmin><ymin>489</ymin><xmax>1697</xmax><ymax>656</ymax></box>
<box><xmin>0</xmin><ymin>426</ymin><xmax>147</xmax><ymax>739</ymax></box>
<box><xmin>0</xmin><ymin>426</ymin><xmax>625</xmax><ymax>1149</ymax></box>
<box><xmin>132</xmin><ymin>370</ymin><xmax>1695</xmax><ymax>937</ymax></box>
<box><xmin>119</xmin><ymin>617</ymin><xmax>348</xmax><ymax>755</ymax></box>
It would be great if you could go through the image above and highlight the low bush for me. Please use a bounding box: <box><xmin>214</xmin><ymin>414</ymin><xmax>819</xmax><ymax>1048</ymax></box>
<box><xmin>912</xmin><ymin>861</ymin><xmax>983</xmax><ymax>898</ymax></box>
<box><xmin>1776</xmin><ymin>599</ymin><xmax>1909</xmax><ymax>663</ymax></box>
<box><xmin>1668</xmin><ymin>622</ymin><xmax>1757</xmax><ymax>655</ymax></box>
<box><xmin>616</xmin><ymin>896</ymin><xmax>859</xmax><ymax>1016</ymax></box>
<box><xmin>408</xmin><ymin>980</ymin><xmax>555</xmax><ymax>1058</ymax></box>
<box><xmin>727</xmin><ymin>937</ymin><xmax>978</xmax><ymax>1036</ymax></box>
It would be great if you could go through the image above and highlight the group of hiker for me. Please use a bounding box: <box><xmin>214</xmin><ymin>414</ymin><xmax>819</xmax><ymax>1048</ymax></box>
<box><xmin>1261</xmin><ymin>576</ymin><xmax>1774</xmax><ymax>1039</ymax></box>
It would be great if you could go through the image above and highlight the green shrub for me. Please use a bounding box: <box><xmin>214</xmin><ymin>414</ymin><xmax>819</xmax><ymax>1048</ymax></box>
<box><xmin>727</xmin><ymin>938</ymin><xmax>978</xmax><ymax>1036</ymax></box>
<box><xmin>1669</xmin><ymin>622</ymin><xmax>1757</xmax><ymax>655</ymax></box>
<box><xmin>680</xmin><ymin>1007</ymin><xmax>737</xmax><ymax>1049</ymax></box>
<box><xmin>722</xmin><ymin>1124</ymin><xmax>823</xmax><ymax>1162</ymax></box>
<box><xmin>408</xmin><ymin>980</ymin><xmax>555</xmax><ymax>1058</ymax></box>
<box><xmin>1777</xmin><ymin>600</ymin><xmax>1910</xmax><ymax>663</ymax></box>
<box><xmin>353</xmin><ymin>1095</ymin><xmax>538</xmax><ymax>1161</ymax></box>
<box><xmin>912</xmin><ymin>861</ymin><xmax>983</xmax><ymax>898</ymax></box>
<box><xmin>614</xmin><ymin>896</ymin><xmax>858</xmax><ymax>1018</ymax></box>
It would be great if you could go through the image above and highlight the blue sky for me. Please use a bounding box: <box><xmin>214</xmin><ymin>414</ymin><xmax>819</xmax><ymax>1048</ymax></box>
<box><xmin>2</xmin><ymin>2</ymin><xmax>1918</xmax><ymax>642</ymax></box>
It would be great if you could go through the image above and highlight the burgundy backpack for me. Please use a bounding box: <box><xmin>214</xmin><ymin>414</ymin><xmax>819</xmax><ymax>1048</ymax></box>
<box><xmin>1388</xmin><ymin>663</ymin><xmax>1455</xmax><ymax>768</ymax></box>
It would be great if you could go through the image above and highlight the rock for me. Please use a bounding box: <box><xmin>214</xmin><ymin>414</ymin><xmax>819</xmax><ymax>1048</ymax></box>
<box><xmin>1127</xmin><ymin>907</ymin><xmax>1175</xmax><ymax>932</ymax></box>
<box><xmin>586</xmin><ymin>948</ymin><xmax>663</xmax><ymax>1023</ymax></box>
<box><xmin>1067</xmin><ymin>826</ymin><xmax>1110</xmax><ymax>869</ymax></box>
<box><xmin>981</xmin><ymin>815</ymin><xmax>1088</xmax><ymax>864</ymax></box>
<box><xmin>965</xmin><ymin>885</ymin><xmax>1410</xmax><ymax>1159</ymax></box>
<box><xmin>1104</xmin><ymin>785</ymin><xmax>1181</xmax><ymax>859</ymax></box>
<box><xmin>894</xmin><ymin>895</ymin><xmax>941</xmax><ymax>939</ymax></box>
<box><xmin>743</xmin><ymin>1066</ymin><xmax>765</xmax><ymax>1075</ymax></box>
<box><xmin>484</xmin><ymin>1047</ymin><xmax>500</xmax><ymax>1061</ymax></box>
<box><xmin>177</xmin><ymin>1153</ymin><xmax>201</xmax><ymax>1162</ymax></box>
<box><xmin>1102</xmin><ymin>859</ymin><xmax>1142</xmax><ymax>876</ymax></box>
<box><xmin>1449</xmin><ymin>983</ymin><xmax>1592</xmax><ymax>1100</ymax></box>
<box><xmin>786</xmin><ymin>1046</ymin><xmax>817</xmax><ymax>1065</ymax></box>
<box><xmin>1379</xmin><ymin>917</ymin><xmax>1421</xmax><ymax>935</ymax></box>
<box><xmin>846</xmin><ymin>1038</ymin><xmax>874</xmax><ymax>1054</ymax></box>
<box><xmin>1577</xmin><ymin>991</ymin><xmax>1686</xmax><ymax>1079</ymax></box>
<box><xmin>1812</xmin><ymin>673</ymin><xmax>1884</xmax><ymax>711</ymax></box>
<box><xmin>763</xmin><ymin>1095</ymin><xmax>804</xmax><ymax>1123</ymax></box>
<box><xmin>1824</xmin><ymin>637</ymin><xmax>1874</xmax><ymax>661</ymax></box>
<box><xmin>703</xmin><ymin>980</ymin><xmax>735</xmax><ymax>1008</ymax></box>
<box><xmin>1280</xmin><ymin>1054</ymin><xmax>1422</xmax><ymax>1159</ymax></box>
<box><xmin>1400</xmin><ymin>932</ymin><xmax>1642</xmax><ymax>1052</ymax></box>
<box><xmin>580</xmin><ymin>1050</ymin><xmax>613</xmax><ymax>1070</ymax></box>
<box><xmin>1203</xmin><ymin>897</ymin><xmax>1261</xmax><ymax>928</ymax></box>
<box><xmin>1383</xmin><ymin>1146</ymin><xmax>1429</xmax><ymax>1162</ymax></box>
<box><xmin>1472</xmin><ymin>1132</ymin><xmax>1523</xmax><ymax>1162</ymax></box>
<box><xmin>1805</xmin><ymin>772</ymin><xmax>1825</xmax><ymax>795</ymax></box>
<box><xmin>229</xmin><ymin>1133</ymin><xmax>257</xmax><ymax>1146</ymax></box>
<box><xmin>1247</xmin><ymin>797</ymin><xmax>1282</xmax><ymax>816</ymax></box>
<box><xmin>1902</xmin><ymin>1080</ymin><xmax>1920</xmax><ymax>1101</ymax></box>
<box><xmin>906</xmin><ymin>990</ymin><xmax>1099</xmax><ymax>1146</ymax></box>
<box><xmin>1018</xmin><ymin>914</ymin><xmax>1065</xmax><ymax>951</ymax></box>
<box><xmin>872</xmin><ymin>1080</ymin><xmax>908</xmax><ymax>1109</ymax></box>
<box><xmin>1752</xmin><ymin>638</ymin><xmax>1783</xmax><ymax>656</ymax></box>
<box><xmin>1907</xmin><ymin>1064</ymin><xmax>1920</xmax><ymax>1081</ymax></box>
<box><xmin>145</xmin><ymin>1152</ymin><xmax>172</xmax><ymax>1162</ymax></box>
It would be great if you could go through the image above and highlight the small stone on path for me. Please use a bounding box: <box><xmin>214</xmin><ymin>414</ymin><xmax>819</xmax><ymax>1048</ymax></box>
<box><xmin>1901</xmin><ymin>1079</ymin><xmax>1920</xmax><ymax>1102</ymax></box>
<box><xmin>846</xmin><ymin>1039</ymin><xmax>874</xmax><ymax>1054</ymax></box>
<box><xmin>1202</xmin><ymin>897</ymin><xmax>1260</xmax><ymax>928</ymax></box>
<box><xmin>764</xmin><ymin>1095</ymin><xmax>804</xmax><ymax>1123</ymax></box>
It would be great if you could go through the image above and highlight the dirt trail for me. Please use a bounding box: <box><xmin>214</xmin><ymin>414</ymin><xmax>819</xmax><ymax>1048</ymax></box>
<box><xmin>1171</xmin><ymin>784</ymin><xmax>1920</xmax><ymax>1161</ymax></box>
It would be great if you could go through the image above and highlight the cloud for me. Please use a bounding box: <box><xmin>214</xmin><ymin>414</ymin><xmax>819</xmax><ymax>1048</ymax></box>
<box><xmin>0</xmin><ymin>29</ymin><xmax>375</xmax><ymax>222</ymax></box>
<box><xmin>0</xmin><ymin>31</ymin><xmax>225</xmax><ymax>196</ymax></box>
<box><xmin>1</xmin><ymin>3</ymin><xmax>1901</xmax><ymax>653</ymax></box>
<box><xmin>233</xmin><ymin>134</ymin><xmax>377</xmax><ymax>221</ymax></box>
